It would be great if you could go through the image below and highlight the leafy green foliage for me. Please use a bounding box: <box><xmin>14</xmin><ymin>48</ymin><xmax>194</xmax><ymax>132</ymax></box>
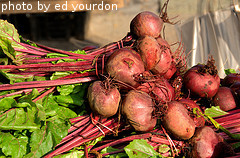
<box><xmin>204</xmin><ymin>106</ymin><xmax>228</xmax><ymax>118</ymax></box>
<box><xmin>101</xmin><ymin>146</ymin><xmax>127</xmax><ymax>158</ymax></box>
<box><xmin>0</xmin><ymin>132</ymin><xmax>28</xmax><ymax>158</ymax></box>
<box><xmin>0</xmin><ymin>37</ymin><xmax>16</xmax><ymax>62</ymax></box>
<box><xmin>224</xmin><ymin>69</ymin><xmax>236</xmax><ymax>75</ymax></box>
<box><xmin>70</xmin><ymin>49</ymin><xmax>86</xmax><ymax>55</ymax></box>
<box><xmin>0</xmin><ymin>20</ymin><xmax>25</xmax><ymax>49</ymax></box>
<box><xmin>124</xmin><ymin>139</ymin><xmax>162</xmax><ymax>158</ymax></box>
<box><xmin>0</xmin><ymin>81</ymin><xmax>88</xmax><ymax>157</ymax></box>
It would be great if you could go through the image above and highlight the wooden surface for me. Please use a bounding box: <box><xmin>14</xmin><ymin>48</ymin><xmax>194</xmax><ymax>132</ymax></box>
<box><xmin>0</xmin><ymin>0</ymin><xmax>124</xmax><ymax>14</ymax></box>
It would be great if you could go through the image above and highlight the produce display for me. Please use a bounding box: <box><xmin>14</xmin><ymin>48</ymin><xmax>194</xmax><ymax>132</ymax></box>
<box><xmin>0</xmin><ymin>1</ymin><xmax>240</xmax><ymax>158</ymax></box>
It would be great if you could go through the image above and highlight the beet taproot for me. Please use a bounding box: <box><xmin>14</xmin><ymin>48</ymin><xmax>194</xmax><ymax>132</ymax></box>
<box><xmin>130</xmin><ymin>11</ymin><xmax>163</xmax><ymax>38</ymax></box>
<box><xmin>122</xmin><ymin>90</ymin><xmax>157</xmax><ymax>132</ymax></box>
<box><xmin>162</xmin><ymin>101</ymin><xmax>195</xmax><ymax>140</ymax></box>
<box><xmin>106</xmin><ymin>48</ymin><xmax>145</xmax><ymax>88</ymax></box>
<box><xmin>87</xmin><ymin>80</ymin><xmax>121</xmax><ymax>117</ymax></box>
<box><xmin>213</xmin><ymin>87</ymin><xmax>238</xmax><ymax>111</ymax></box>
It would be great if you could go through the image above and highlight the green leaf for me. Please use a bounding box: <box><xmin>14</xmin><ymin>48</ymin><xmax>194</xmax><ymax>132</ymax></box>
<box><xmin>70</xmin><ymin>49</ymin><xmax>86</xmax><ymax>55</ymax></box>
<box><xmin>157</xmin><ymin>144</ymin><xmax>170</xmax><ymax>154</ymax></box>
<box><xmin>26</xmin><ymin>117</ymin><xmax>70</xmax><ymax>158</ymax></box>
<box><xmin>0</xmin><ymin>20</ymin><xmax>25</xmax><ymax>49</ymax></box>
<box><xmin>0</xmin><ymin>97</ymin><xmax>18</xmax><ymax>112</ymax></box>
<box><xmin>4</xmin><ymin>73</ymin><xmax>34</xmax><ymax>84</ymax></box>
<box><xmin>224</xmin><ymin>69</ymin><xmax>236</xmax><ymax>75</ymax></box>
<box><xmin>0</xmin><ymin>132</ymin><xmax>28</xmax><ymax>158</ymax></box>
<box><xmin>54</xmin><ymin>93</ymin><xmax>84</xmax><ymax>107</ymax></box>
<box><xmin>101</xmin><ymin>146</ymin><xmax>127</xmax><ymax>158</ymax></box>
<box><xmin>56</xmin><ymin>106</ymin><xmax>77</xmax><ymax>119</ymax></box>
<box><xmin>204</xmin><ymin>106</ymin><xmax>228</xmax><ymax>118</ymax></box>
<box><xmin>0</xmin><ymin>107</ymin><xmax>40</xmax><ymax>131</ymax></box>
<box><xmin>0</xmin><ymin>37</ymin><xmax>16</xmax><ymax>62</ymax></box>
<box><xmin>47</xmin><ymin>117</ymin><xmax>70</xmax><ymax>147</ymax></box>
<box><xmin>53</xmin><ymin>150</ymin><xmax>84</xmax><ymax>158</ymax></box>
<box><xmin>50</xmin><ymin>71</ymin><xmax>73</xmax><ymax>80</ymax></box>
<box><xmin>57</xmin><ymin>84</ymin><xmax>76</xmax><ymax>96</ymax></box>
<box><xmin>25</xmin><ymin>126</ymin><xmax>53</xmax><ymax>158</ymax></box>
<box><xmin>42</xmin><ymin>94</ymin><xmax>59</xmax><ymax>117</ymax></box>
<box><xmin>47</xmin><ymin>53</ymin><xmax>69</xmax><ymax>58</ymax></box>
<box><xmin>124</xmin><ymin>139</ymin><xmax>162</xmax><ymax>158</ymax></box>
<box><xmin>20</xmin><ymin>36</ymin><xmax>38</xmax><ymax>47</ymax></box>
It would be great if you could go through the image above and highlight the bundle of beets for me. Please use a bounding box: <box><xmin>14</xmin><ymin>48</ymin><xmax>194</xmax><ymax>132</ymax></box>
<box><xmin>0</xmin><ymin>1</ymin><xmax>240</xmax><ymax>158</ymax></box>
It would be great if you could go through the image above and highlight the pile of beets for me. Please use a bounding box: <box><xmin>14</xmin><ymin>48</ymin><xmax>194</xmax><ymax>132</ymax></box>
<box><xmin>86</xmin><ymin>10</ymin><xmax>239</xmax><ymax>158</ymax></box>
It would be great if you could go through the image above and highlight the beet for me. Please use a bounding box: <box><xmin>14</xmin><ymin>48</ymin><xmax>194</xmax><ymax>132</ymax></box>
<box><xmin>152</xmin><ymin>77</ymin><xmax>175</xmax><ymax>103</ymax></box>
<box><xmin>137</xmin><ymin>36</ymin><xmax>161</xmax><ymax>70</ymax></box>
<box><xmin>130</xmin><ymin>11</ymin><xmax>163</xmax><ymax>38</ymax></box>
<box><xmin>179</xmin><ymin>98</ymin><xmax>205</xmax><ymax>127</ymax></box>
<box><xmin>106</xmin><ymin>48</ymin><xmax>145</xmax><ymax>88</ymax></box>
<box><xmin>230</xmin><ymin>81</ymin><xmax>240</xmax><ymax>93</ymax></box>
<box><xmin>137</xmin><ymin>77</ymin><xmax>175</xmax><ymax>104</ymax></box>
<box><xmin>183</xmin><ymin>63</ymin><xmax>220</xmax><ymax>99</ymax></box>
<box><xmin>222</xmin><ymin>73</ymin><xmax>240</xmax><ymax>87</ymax></box>
<box><xmin>87</xmin><ymin>81</ymin><xmax>121</xmax><ymax>117</ymax></box>
<box><xmin>122</xmin><ymin>90</ymin><xmax>157</xmax><ymax>132</ymax></box>
<box><xmin>189</xmin><ymin>126</ymin><xmax>234</xmax><ymax>158</ymax></box>
<box><xmin>162</xmin><ymin>101</ymin><xmax>195</xmax><ymax>140</ymax></box>
<box><xmin>151</xmin><ymin>45</ymin><xmax>172</xmax><ymax>75</ymax></box>
<box><xmin>156</xmin><ymin>37</ymin><xmax>171</xmax><ymax>48</ymax></box>
<box><xmin>163</xmin><ymin>61</ymin><xmax>177</xmax><ymax>80</ymax></box>
<box><xmin>213</xmin><ymin>87</ymin><xmax>238</xmax><ymax>111</ymax></box>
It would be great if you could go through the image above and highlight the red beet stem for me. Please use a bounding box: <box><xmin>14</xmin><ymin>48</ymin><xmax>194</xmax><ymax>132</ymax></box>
<box><xmin>23</xmin><ymin>56</ymin><xmax>94</xmax><ymax>64</ymax></box>
<box><xmin>0</xmin><ymin>77</ymin><xmax>97</xmax><ymax>91</ymax></box>
<box><xmin>36</xmin><ymin>42</ymin><xmax>89</xmax><ymax>57</ymax></box>
<box><xmin>44</xmin><ymin>118</ymin><xmax>118</xmax><ymax>158</ymax></box>
<box><xmin>92</xmin><ymin>133</ymin><xmax>152</xmax><ymax>152</ymax></box>
<box><xmin>150</xmin><ymin>135</ymin><xmax>171</xmax><ymax>145</ymax></box>
<box><xmin>70</xmin><ymin>115</ymin><xmax>89</xmax><ymax>124</ymax></box>
<box><xmin>0</xmin><ymin>88</ymin><xmax>45</xmax><ymax>99</ymax></box>
<box><xmin>101</xmin><ymin>149</ymin><xmax>125</xmax><ymax>157</ymax></box>
<box><xmin>0</xmin><ymin>60</ymin><xmax>92</xmax><ymax>70</ymax></box>
<box><xmin>32</xmin><ymin>87</ymin><xmax>55</xmax><ymax>102</ymax></box>
<box><xmin>15</xmin><ymin>48</ymin><xmax>47</xmax><ymax>56</ymax></box>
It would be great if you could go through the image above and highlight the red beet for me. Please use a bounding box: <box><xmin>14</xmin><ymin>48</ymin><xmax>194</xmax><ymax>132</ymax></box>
<box><xmin>130</xmin><ymin>11</ymin><xmax>163</xmax><ymax>38</ymax></box>
<box><xmin>163</xmin><ymin>61</ymin><xmax>177</xmax><ymax>80</ymax></box>
<box><xmin>106</xmin><ymin>48</ymin><xmax>145</xmax><ymax>88</ymax></box>
<box><xmin>162</xmin><ymin>101</ymin><xmax>195</xmax><ymax>140</ymax></box>
<box><xmin>151</xmin><ymin>45</ymin><xmax>172</xmax><ymax>75</ymax></box>
<box><xmin>137</xmin><ymin>77</ymin><xmax>175</xmax><ymax>104</ymax></box>
<box><xmin>213</xmin><ymin>87</ymin><xmax>237</xmax><ymax>111</ymax></box>
<box><xmin>189</xmin><ymin>126</ymin><xmax>234</xmax><ymax>158</ymax></box>
<box><xmin>137</xmin><ymin>36</ymin><xmax>161</xmax><ymax>70</ymax></box>
<box><xmin>183</xmin><ymin>63</ymin><xmax>220</xmax><ymax>99</ymax></box>
<box><xmin>179</xmin><ymin>98</ymin><xmax>205</xmax><ymax>127</ymax></box>
<box><xmin>230</xmin><ymin>81</ymin><xmax>240</xmax><ymax>93</ymax></box>
<box><xmin>152</xmin><ymin>77</ymin><xmax>175</xmax><ymax>103</ymax></box>
<box><xmin>87</xmin><ymin>81</ymin><xmax>121</xmax><ymax>117</ymax></box>
<box><xmin>122</xmin><ymin>90</ymin><xmax>157</xmax><ymax>132</ymax></box>
<box><xmin>222</xmin><ymin>73</ymin><xmax>240</xmax><ymax>87</ymax></box>
<box><xmin>156</xmin><ymin>37</ymin><xmax>171</xmax><ymax>48</ymax></box>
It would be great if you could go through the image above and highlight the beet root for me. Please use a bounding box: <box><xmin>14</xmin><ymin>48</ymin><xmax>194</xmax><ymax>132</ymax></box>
<box><xmin>106</xmin><ymin>48</ymin><xmax>145</xmax><ymax>88</ymax></box>
<box><xmin>130</xmin><ymin>11</ymin><xmax>163</xmax><ymax>38</ymax></box>
<box><xmin>222</xmin><ymin>73</ymin><xmax>240</xmax><ymax>87</ymax></box>
<box><xmin>122</xmin><ymin>90</ymin><xmax>157</xmax><ymax>132</ymax></box>
<box><xmin>137</xmin><ymin>36</ymin><xmax>161</xmax><ymax>70</ymax></box>
<box><xmin>87</xmin><ymin>81</ymin><xmax>121</xmax><ymax>117</ymax></box>
<box><xmin>189</xmin><ymin>126</ymin><xmax>235</xmax><ymax>158</ymax></box>
<box><xmin>162</xmin><ymin>101</ymin><xmax>195</xmax><ymax>140</ymax></box>
<box><xmin>213</xmin><ymin>87</ymin><xmax>237</xmax><ymax>111</ymax></box>
<box><xmin>179</xmin><ymin>98</ymin><xmax>205</xmax><ymax>127</ymax></box>
<box><xmin>151</xmin><ymin>46</ymin><xmax>172</xmax><ymax>75</ymax></box>
<box><xmin>183</xmin><ymin>64</ymin><xmax>220</xmax><ymax>98</ymax></box>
